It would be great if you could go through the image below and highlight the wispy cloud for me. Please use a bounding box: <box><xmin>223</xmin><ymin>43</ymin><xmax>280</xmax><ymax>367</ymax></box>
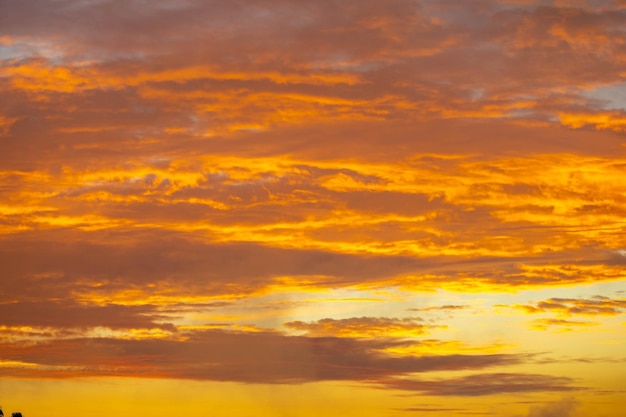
<box><xmin>380</xmin><ymin>373</ymin><xmax>582</xmax><ymax>396</ymax></box>
<box><xmin>283</xmin><ymin>316</ymin><xmax>441</xmax><ymax>338</ymax></box>
<box><xmin>511</xmin><ymin>296</ymin><xmax>626</xmax><ymax>316</ymax></box>
<box><xmin>526</xmin><ymin>397</ymin><xmax>579</xmax><ymax>417</ymax></box>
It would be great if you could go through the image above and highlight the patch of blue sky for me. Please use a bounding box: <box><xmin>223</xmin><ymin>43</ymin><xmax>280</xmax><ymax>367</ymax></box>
<box><xmin>0</xmin><ymin>38</ymin><xmax>65</xmax><ymax>64</ymax></box>
<box><xmin>582</xmin><ymin>82</ymin><xmax>626</xmax><ymax>111</ymax></box>
<box><xmin>309</xmin><ymin>53</ymin><xmax>386</xmax><ymax>72</ymax></box>
<box><xmin>419</xmin><ymin>0</ymin><xmax>551</xmax><ymax>29</ymax></box>
<box><xmin>0</xmin><ymin>43</ymin><xmax>20</xmax><ymax>61</ymax></box>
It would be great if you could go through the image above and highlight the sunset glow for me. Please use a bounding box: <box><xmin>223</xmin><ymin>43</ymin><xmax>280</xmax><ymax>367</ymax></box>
<box><xmin>1</xmin><ymin>1</ymin><xmax>625</xmax><ymax>416</ymax></box>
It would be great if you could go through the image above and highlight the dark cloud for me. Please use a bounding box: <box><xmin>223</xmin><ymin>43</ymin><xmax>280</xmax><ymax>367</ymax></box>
<box><xmin>0</xmin><ymin>0</ymin><xmax>449</xmax><ymax>65</ymax></box>
<box><xmin>2</xmin><ymin>0</ymin><xmax>626</xmax><ymax>150</ymax></box>
<box><xmin>397</xmin><ymin>407</ymin><xmax>466</xmax><ymax>412</ymax></box>
<box><xmin>0</xmin><ymin>230</ymin><xmax>442</xmax><ymax>300</ymax></box>
<box><xmin>2</xmin><ymin>229</ymin><xmax>621</xmax><ymax>306</ymax></box>
<box><xmin>0</xmin><ymin>329</ymin><xmax>523</xmax><ymax>384</ymax></box>
<box><xmin>0</xmin><ymin>301</ymin><xmax>174</xmax><ymax>330</ymax></box>
<box><xmin>380</xmin><ymin>373</ymin><xmax>582</xmax><ymax>396</ymax></box>
<box><xmin>526</xmin><ymin>397</ymin><xmax>579</xmax><ymax>417</ymax></box>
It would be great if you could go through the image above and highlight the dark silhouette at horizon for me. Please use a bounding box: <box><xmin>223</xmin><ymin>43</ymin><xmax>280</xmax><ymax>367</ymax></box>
<box><xmin>0</xmin><ymin>408</ymin><xmax>22</xmax><ymax>417</ymax></box>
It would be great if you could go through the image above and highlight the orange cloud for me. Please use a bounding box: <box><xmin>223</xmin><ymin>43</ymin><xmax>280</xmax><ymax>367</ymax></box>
<box><xmin>530</xmin><ymin>318</ymin><xmax>598</xmax><ymax>332</ymax></box>
<box><xmin>511</xmin><ymin>296</ymin><xmax>626</xmax><ymax>316</ymax></box>
<box><xmin>559</xmin><ymin>111</ymin><xmax>626</xmax><ymax>132</ymax></box>
<box><xmin>408</xmin><ymin>305</ymin><xmax>470</xmax><ymax>312</ymax></box>
<box><xmin>284</xmin><ymin>317</ymin><xmax>441</xmax><ymax>338</ymax></box>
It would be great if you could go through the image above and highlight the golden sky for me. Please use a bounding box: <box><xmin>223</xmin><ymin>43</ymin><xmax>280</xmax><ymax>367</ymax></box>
<box><xmin>1</xmin><ymin>0</ymin><xmax>626</xmax><ymax>416</ymax></box>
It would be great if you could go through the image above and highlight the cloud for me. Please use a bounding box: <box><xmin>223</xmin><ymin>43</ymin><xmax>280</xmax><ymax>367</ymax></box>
<box><xmin>530</xmin><ymin>318</ymin><xmax>598</xmax><ymax>332</ymax></box>
<box><xmin>408</xmin><ymin>305</ymin><xmax>470</xmax><ymax>312</ymax></box>
<box><xmin>559</xmin><ymin>111</ymin><xmax>626</xmax><ymax>133</ymax></box>
<box><xmin>0</xmin><ymin>1</ymin><xmax>624</xmax><ymax>407</ymax></box>
<box><xmin>0</xmin><ymin>301</ymin><xmax>175</xmax><ymax>330</ymax></box>
<box><xmin>511</xmin><ymin>296</ymin><xmax>626</xmax><ymax>316</ymax></box>
<box><xmin>526</xmin><ymin>397</ymin><xmax>579</xmax><ymax>417</ymax></box>
<box><xmin>0</xmin><ymin>329</ymin><xmax>523</xmax><ymax>384</ymax></box>
<box><xmin>380</xmin><ymin>373</ymin><xmax>582</xmax><ymax>396</ymax></box>
<box><xmin>283</xmin><ymin>316</ymin><xmax>441</xmax><ymax>338</ymax></box>
<box><xmin>0</xmin><ymin>230</ymin><xmax>457</xmax><ymax>301</ymax></box>
<box><xmin>2</xmin><ymin>0</ymin><xmax>626</xmax><ymax>143</ymax></box>
<box><xmin>499</xmin><ymin>295</ymin><xmax>626</xmax><ymax>332</ymax></box>
<box><xmin>1</xmin><ymin>227</ymin><xmax>624</xmax><ymax>311</ymax></box>
<box><xmin>397</xmin><ymin>407</ymin><xmax>466</xmax><ymax>412</ymax></box>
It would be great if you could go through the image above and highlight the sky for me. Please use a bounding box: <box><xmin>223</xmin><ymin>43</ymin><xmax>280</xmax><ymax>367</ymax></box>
<box><xmin>0</xmin><ymin>0</ymin><xmax>626</xmax><ymax>416</ymax></box>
